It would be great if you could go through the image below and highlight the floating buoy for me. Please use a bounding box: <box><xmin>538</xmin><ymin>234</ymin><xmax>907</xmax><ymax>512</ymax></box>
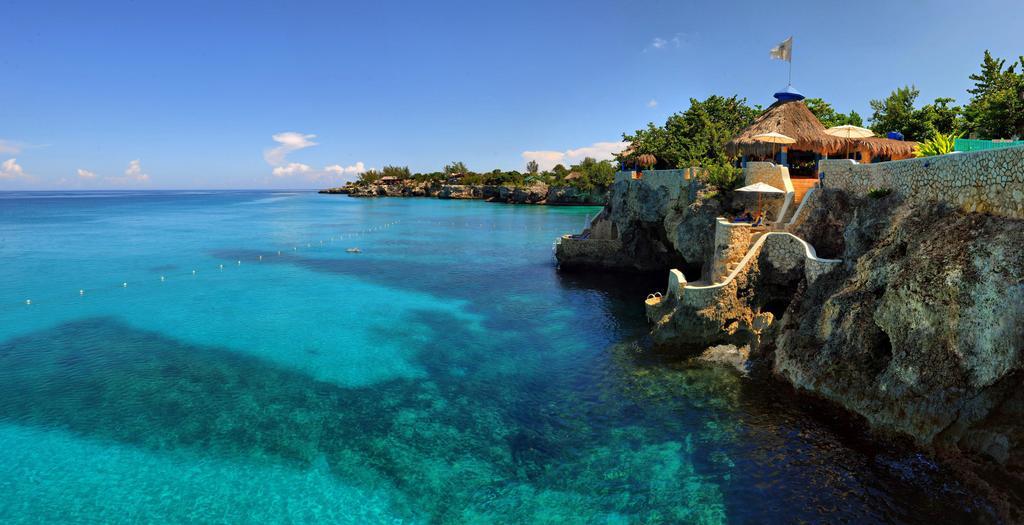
<box><xmin>237</xmin><ymin>260</ymin><xmax>241</xmax><ymax>265</ymax></box>
<box><xmin>278</xmin><ymin>251</ymin><xmax>281</xmax><ymax>255</ymax></box>
<box><xmin>219</xmin><ymin>264</ymin><xmax>224</xmax><ymax>270</ymax></box>
<box><xmin>160</xmin><ymin>276</ymin><xmax>166</xmax><ymax>282</ymax></box>
<box><xmin>192</xmin><ymin>270</ymin><xmax>197</xmax><ymax>275</ymax></box>
<box><xmin>80</xmin><ymin>289</ymin><xmax>85</xmax><ymax>296</ymax></box>
<box><xmin>123</xmin><ymin>282</ymin><xmax>128</xmax><ymax>288</ymax></box>
<box><xmin>25</xmin><ymin>299</ymin><xmax>31</xmax><ymax>305</ymax></box>
<box><xmin>259</xmin><ymin>255</ymin><xmax>263</xmax><ymax>261</ymax></box>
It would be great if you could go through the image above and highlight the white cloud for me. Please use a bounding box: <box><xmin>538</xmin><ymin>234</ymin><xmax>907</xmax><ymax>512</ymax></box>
<box><xmin>77</xmin><ymin>168</ymin><xmax>97</xmax><ymax>179</ymax></box>
<box><xmin>0</xmin><ymin>140</ymin><xmax>25</xmax><ymax>155</ymax></box>
<box><xmin>264</xmin><ymin>132</ymin><xmax>318</xmax><ymax>166</ymax></box>
<box><xmin>646</xmin><ymin>33</ymin><xmax>689</xmax><ymax>52</ymax></box>
<box><xmin>273</xmin><ymin>161</ymin><xmax>366</xmax><ymax>181</ymax></box>
<box><xmin>0</xmin><ymin>158</ymin><xmax>27</xmax><ymax>179</ymax></box>
<box><xmin>522</xmin><ymin>141</ymin><xmax>629</xmax><ymax>171</ymax></box>
<box><xmin>647</xmin><ymin>99</ymin><xmax>658</xmax><ymax>108</ymax></box>
<box><xmin>324</xmin><ymin>162</ymin><xmax>366</xmax><ymax>175</ymax></box>
<box><xmin>263</xmin><ymin>132</ymin><xmax>365</xmax><ymax>183</ymax></box>
<box><xmin>272</xmin><ymin>162</ymin><xmax>313</xmax><ymax>177</ymax></box>
<box><xmin>123</xmin><ymin>159</ymin><xmax>150</xmax><ymax>182</ymax></box>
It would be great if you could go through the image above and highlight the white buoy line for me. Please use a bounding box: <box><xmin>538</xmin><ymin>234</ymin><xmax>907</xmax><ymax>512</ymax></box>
<box><xmin>10</xmin><ymin>219</ymin><xmax>405</xmax><ymax>310</ymax></box>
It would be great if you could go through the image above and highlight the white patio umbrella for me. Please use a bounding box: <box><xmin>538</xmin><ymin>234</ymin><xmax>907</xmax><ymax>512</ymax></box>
<box><xmin>752</xmin><ymin>132</ymin><xmax>796</xmax><ymax>162</ymax></box>
<box><xmin>824</xmin><ymin>125</ymin><xmax>874</xmax><ymax>158</ymax></box>
<box><xmin>736</xmin><ymin>181</ymin><xmax>785</xmax><ymax>219</ymax></box>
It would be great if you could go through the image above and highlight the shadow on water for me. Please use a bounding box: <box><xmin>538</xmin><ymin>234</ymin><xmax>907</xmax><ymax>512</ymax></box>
<box><xmin>0</xmin><ymin>316</ymin><xmax>729</xmax><ymax>522</ymax></box>
<box><xmin>210</xmin><ymin>249</ymin><xmax>659</xmax><ymax>339</ymax></box>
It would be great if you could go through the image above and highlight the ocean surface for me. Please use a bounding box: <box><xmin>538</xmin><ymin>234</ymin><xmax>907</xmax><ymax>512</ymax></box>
<box><xmin>0</xmin><ymin>190</ymin><xmax>986</xmax><ymax>523</ymax></box>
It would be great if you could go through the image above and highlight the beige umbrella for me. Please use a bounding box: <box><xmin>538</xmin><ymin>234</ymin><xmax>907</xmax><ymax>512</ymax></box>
<box><xmin>736</xmin><ymin>181</ymin><xmax>785</xmax><ymax>219</ymax></box>
<box><xmin>752</xmin><ymin>132</ymin><xmax>795</xmax><ymax>162</ymax></box>
<box><xmin>824</xmin><ymin>125</ymin><xmax>874</xmax><ymax>159</ymax></box>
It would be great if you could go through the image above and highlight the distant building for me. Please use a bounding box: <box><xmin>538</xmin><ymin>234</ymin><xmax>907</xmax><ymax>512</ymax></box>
<box><xmin>379</xmin><ymin>176</ymin><xmax>400</xmax><ymax>185</ymax></box>
<box><xmin>446</xmin><ymin>173</ymin><xmax>466</xmax><ymax>184</ymax></box>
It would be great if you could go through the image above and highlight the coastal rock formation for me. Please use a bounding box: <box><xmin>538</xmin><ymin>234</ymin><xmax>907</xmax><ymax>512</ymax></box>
<box><xmin>773</xmin><ymin>200</ymin><xmax>1024</xmax><ymax>467</ymax></box>
<box><xmin>321</xmin><ymin>181</ymin><xmax>607</xmax><ymax>205</ymax></box>
<box><xmin>556</xmin><ymin>178</ymin><xmax>723</xmax><ymax>273</ymax></box>
<box><xmin>643</xmin><ymin>182</ymin><xmax>1024</xmax><ymax>514</ymax></box>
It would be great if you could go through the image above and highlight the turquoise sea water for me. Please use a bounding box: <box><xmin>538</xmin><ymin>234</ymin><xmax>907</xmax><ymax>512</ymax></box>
<box><xmin>0</xmin><ymin>191</ymin><xmax>985</xmax><ymax>523</ymax></box>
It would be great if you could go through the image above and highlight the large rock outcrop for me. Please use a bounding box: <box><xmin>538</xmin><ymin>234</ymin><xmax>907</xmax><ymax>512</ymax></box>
<box><xmin>774</xmin><ymin>200</ymin><xmax>1024</xmax><ymax>463</ymax></box>
<box><xmin>556</xmin><ymin>179</ymin><xmax>723</xmax><ymax>274</ymax></box>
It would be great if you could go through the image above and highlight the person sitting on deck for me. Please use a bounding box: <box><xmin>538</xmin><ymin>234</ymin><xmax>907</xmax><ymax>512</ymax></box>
<box><xmin>733</xmin><ymin>211</ymin><xmax>754</xmax><ymax>223</ymax></box>
<box><xmin>752</xmin><ymin>212</ymin><xmax>765</xmax><ymax>227</ymax></box>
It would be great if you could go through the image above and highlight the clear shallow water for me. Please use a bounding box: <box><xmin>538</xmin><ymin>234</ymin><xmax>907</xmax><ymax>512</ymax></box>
<box><xmin>0</xmin><ymin>191</ymin><xmax>986</xmax><ymax>523</ymax></box>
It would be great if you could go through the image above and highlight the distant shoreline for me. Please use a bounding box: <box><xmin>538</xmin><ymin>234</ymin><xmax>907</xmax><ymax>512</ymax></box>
<box><xmin>319</xmin><ymin>181</ymin><xmax>609</xmax><ymax>206</ymax></box>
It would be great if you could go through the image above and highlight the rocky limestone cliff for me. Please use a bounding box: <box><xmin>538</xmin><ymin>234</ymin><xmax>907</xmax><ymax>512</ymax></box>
<box><xmin>773</xmin><ymin>196</ymin><xmax>1023</xmax><ymax>472</ymax></box>
<box><xmin>644</xmin><ymin>187</ymin><xmax>1024</xmax><ymax>516</ymax></box>
<box><xmin>556</xmin><ymin>179</ymin><xmax>723</xmax><ymax>274</ymax></box>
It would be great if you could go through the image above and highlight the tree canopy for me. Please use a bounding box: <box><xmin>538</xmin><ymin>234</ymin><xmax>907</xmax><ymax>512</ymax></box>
<box><xmin>804</xmin><ymin>98</ymin><xmax>863</xmax><ymax>128</ymax></box>
<box><xmin>619</xmin><ymin>95</ymin><xmax>758</xmax><ymax>169</ymax></box>
<box><xmin>963</xmin><ymin>51</ymin><xmax>1024</xmax><ymax>139</ymax></box>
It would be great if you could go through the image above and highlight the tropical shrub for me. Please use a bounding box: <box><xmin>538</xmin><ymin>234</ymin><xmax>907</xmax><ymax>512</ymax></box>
<box><xmin>915</xmin><ymin>131</ymin><xmax>963</xmax><ymax>157</ymax></box>
<box><xmin>699</xmin><ymin>163</ymin><xmax>743</xmax><ymax>192</ymax></box>
<box><xmin>867</xmin><ymin>187</ymin><xmax>893</xmax><ymax>199</ymax></box>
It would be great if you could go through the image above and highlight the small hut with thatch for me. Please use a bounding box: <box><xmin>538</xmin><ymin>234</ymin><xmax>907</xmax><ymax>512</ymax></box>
<box><xmin>726</xmin><ymin>89</ymin><xmax>917</xmax><ymax>178</ymax></box>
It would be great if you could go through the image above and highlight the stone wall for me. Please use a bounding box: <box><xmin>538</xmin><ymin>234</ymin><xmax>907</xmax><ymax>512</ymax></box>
<box><xmin>613</xmin><ymin>169</ymin><xmax>699</xmax><ymax>202</ymax></box>
<box><xmin>741</xmin><ymin>162</ymin><xmax>794</xmax><ymax>223</ymax></box>
<box><xmin>660</xmin><ymin>231</ymin><xmax>842</xmax><ymax>315</ymax></box>
<box><xmin>710</xmin><ymin>218</ymin><xmax>753</xmax><ymax>283</ymax></box>
<box><xmin>819</xmin><ymin>146</ymin><xmax>1024</xmax><ymax>218</ymax></box>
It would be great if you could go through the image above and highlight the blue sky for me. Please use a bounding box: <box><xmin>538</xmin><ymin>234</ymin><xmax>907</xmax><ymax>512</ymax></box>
<box><xmin>1</xmin><ymin>0</ymin><xmax>1021</xmax><ymax>189</ymax></box>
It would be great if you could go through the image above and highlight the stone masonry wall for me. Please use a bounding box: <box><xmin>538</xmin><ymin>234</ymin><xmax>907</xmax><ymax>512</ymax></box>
<box><xmin>710</xmin><ymin>218</ymin><xmax>753</xmax><ymax>283</ymax></box>
<box><xmin>742</xmin><ymin>162</ymin><xmax>793</xmax><ymax>222</ymax></box>
<box><xmin>819</xmin><ymin>147</ymin><xmax>1024</xmax><ymax>218</ymax></box>
<box><xmin>613</xmin><ymin>169</ymin><xmax>698</xmax><ymax>202</ymax></box>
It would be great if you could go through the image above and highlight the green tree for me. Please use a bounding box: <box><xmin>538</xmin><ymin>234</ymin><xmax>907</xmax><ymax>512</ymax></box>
<box><xmin>551</xmin><ymin>164</ymin><xmax>569</xmax><ymax>178</ymax></box>
<box><xmin>805</xmin><ymin>97</ymin><xmax>864</xmax><ymax>128</ymax></box>
<box><xmin>444</xmin><ymin>161</ymin><xmax>468</xmax><ymax>175</ymax></box>
<box><xmin>381</xmin><ymin>165</ymin><xmax>411</xmax><ymax>179</ymax></box>
<box><xmin>963</xmin><ymin>51</ymin><xmax>1024</xmax><ymax>139</ymax></box>
<box><xmin>868</xmin><ymin>86</ymin><xmax>933</xmax><ymax>141</ymax></box>
<box><xmin>526</xmin><ymin>160</ymin><xmax>539</xmax><ymax>174</ymax></box>
<box><xmin>357</xmin><ymin>169</ymin><xmax>382</xmax><ymax>184</ymax></box>
<box><xmin>619</xmin><ymin>95</ymin><xmax>757</xmax><ymax>169</ymax></box>
<box><xmin>917</xmin><ymin>97</ymin><xmax>963</xmax><ymax>135</ymax></box>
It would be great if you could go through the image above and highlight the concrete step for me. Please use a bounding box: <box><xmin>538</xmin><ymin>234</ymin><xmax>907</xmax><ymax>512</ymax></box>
<box><xmin>790</xmin><ymin>178</ymin><xmax>818</xmax><ymax>205</ymax></box>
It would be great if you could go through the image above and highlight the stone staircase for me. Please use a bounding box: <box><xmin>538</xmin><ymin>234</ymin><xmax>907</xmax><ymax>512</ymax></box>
<box><xmin>791</xmin><ymin>177</ymin><xmax>818</xmax><ymax>205</ymax></box>
<box><xmin>779</xmin><ymin>177</ymin><xmax>818</xmax><ymax>226</ymax></box>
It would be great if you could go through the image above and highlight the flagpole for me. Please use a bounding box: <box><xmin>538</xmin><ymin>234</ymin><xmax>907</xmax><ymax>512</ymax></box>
<box><xmin>788</xmin><ymin>38</ymin><xmax>793</xmax><ymax>86</ymax></box>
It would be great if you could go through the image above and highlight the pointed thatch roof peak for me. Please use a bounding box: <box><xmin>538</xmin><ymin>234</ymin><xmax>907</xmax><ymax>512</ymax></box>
<box><xmin>726</xmin><ymin>100</ymin><xmax>844</xmax><ymax>156</ymax></box>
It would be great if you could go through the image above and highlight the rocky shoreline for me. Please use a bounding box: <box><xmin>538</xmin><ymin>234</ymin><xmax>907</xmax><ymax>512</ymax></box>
<box><xmin>556</xmin><ymin>160</ymin><xmax>1024</xmax><ymax>520</ymax></box>
<box><xmin>320</xmin><ymin>181</ymin><xmax>608</xmax><ymax>206</ymax></box>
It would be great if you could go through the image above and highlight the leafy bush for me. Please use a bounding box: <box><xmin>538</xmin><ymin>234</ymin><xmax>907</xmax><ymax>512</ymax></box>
<box><xmin>915</xmin><ymin>131</ymin><xmax>963</xmax><ymax>157</ymax></box>
<box><xmin>699</xmin><ymin>163</ymin><xmax>743</xmax><ymax>192</ymax></box>
<box><xmin>867</xmin><ymin>187</ymin><xmax>893</xmax><ymax>199</ymax></box>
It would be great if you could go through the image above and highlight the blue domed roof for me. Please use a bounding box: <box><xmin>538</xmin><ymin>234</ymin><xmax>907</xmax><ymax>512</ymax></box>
<box><xmin>773</xmin><ymin>85</ymin><xmax>805</xmax><ymax>102</ymax></box>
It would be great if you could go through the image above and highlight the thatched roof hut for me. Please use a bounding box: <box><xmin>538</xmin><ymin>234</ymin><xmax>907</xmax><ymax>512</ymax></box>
<box><xmin>725</xmin><ymin>100</ymin><xmax>917</xmax><ymax>159</ymax></box>
<box><xmin>726</xmin><ymin>100</ymin><xmax>845</xmax><ymax>157</ymax></box>
<box><xmin>565</xmin><ymin>171</ymin><xmax>583</xmax><ymax>181</ymax></box>
<box><xmin>855</xmin><ymin>137</ymin><xmax>918</xmax><ymax>158</ymax></box>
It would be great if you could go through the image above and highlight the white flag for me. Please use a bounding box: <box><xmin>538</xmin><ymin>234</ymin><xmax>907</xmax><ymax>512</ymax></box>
<box><xmin>770</xmin><ymin>37</ymin><xmax>793</xmax><ymax>62</ymax></box>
